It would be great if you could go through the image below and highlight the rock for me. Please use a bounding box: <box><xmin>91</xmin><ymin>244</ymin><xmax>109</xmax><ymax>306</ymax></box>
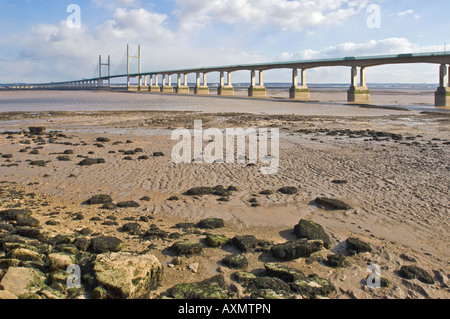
<box><xmin>78</xmin><ymin>158</ymin><xmax>105</xmax><ymax>166</ymax></box>
<box><xmin>204</xmin><ymin>234</ymin><xmax>228</xmax><ymax>248</ymax></box>
<box><xmin>248</xmin><ymin>277</ymin><xmax>292</xmax><ymax>299</ymax></box>
<box><xmin>399</xmin><ymin>265</ymin><xmax>435</xmax><ymax>284</ymax></box>
<box><xmin>264</xmin><ymin>263</ymin><xmax>306</xmax><ymax>282</ymax></box>
<box><xmin>143</xmin><ymin>227</ymin><xmax>168</xmax><ymax>239</ymax></box>
<box><xmin>346</xmin><ymin>238</ymin><xmax>372</xmax><ymax>255</ymax></box>
<box><xmin>121</xmin><ymin>223</ymin><xmax>141</xmax><ymax>233</ymax></box>
<box><xmin>13</xmin><ymin>227</ymin><xmax>45</xmax><ymax>240</ymax></box>
<box><xmin>90</xmin><ymin>236</ymin><xmax>125</xmax><ymax>254</ymax></box>
<box><xmin>231</xmin><ymin>235</ymin><xmax>265</xmax><ymax>253</ymax></box>
<box><xmin>232</xmin><ymin>271</ymin><xmax>257</xmax><ymax>284</ymax></box>
<box><xmin>315</xmin><ymin>197</ymin><xmax>352</xmax><ymax>210</ymax></box>
<box><xmin>188</xmin><ymin>263</ymin><xmax>199</xmax><ymax>273</ymax></box>
<box><xmin>326</xmin><ymin>254</ymin><xmax>350</xmax><ymax>268</ymax></box>
<box><xmin>57</xmin><ymin>156</ymin><xmax>71</xmax><ymax>161</ymax></box>
<box><xmin>0</xmin><ymin>290</ymin><xmax>18</xmax><ymax>299</ymax></box>
<box><xmin>8</xmin><ymin>248</ymin><xmax>43</xmax><ymax>262</ymax></box>
<box><xmin>96</xmin><ymin>137</ymin><xmax>110</xmax><ymax>142</ymax></box>
<box><xmin>0</xmin><ymin>267</ymin><xmax>46</xmax><ymax>296</ymax></box>
<box><xmin>28</xmin><ymin>127</ymin><xmax>46</xmax><ymax>135</ymax></box>
<box><xmin>47</xmin><ymin>253</ymin><xmax>74</xmax><ymax>271</ymax></box>
<box><xmin>116</xmin><ymin>201</ymin><xmax>140</xmax><ymax>208</ymax></box>
<box><xmin>86</xmin><ymin>195</ymin><xmax>113</xmax><ymax>205</ymax></box>
<box><xmin>0</xmin><ymin>209</ymin><xmax>32</xmax><ymax>221</ymax></box>
<box><xmin>271</xmin><ymin>239</ymin><xmax>324</xmax><ymax>261</ymax></box>
<box><xmin>170</xmin><ymin>241</ymin><xmax>203</xmax><ymax>256</ymax></box>
<box><xmin>259</xmin><ymin>190</ymin><xmax>274</xmax><ymax>195</ymax></box>
<box><xmin>29</xmin><ymin>160</ymin><xmax>46</xmax><ymax>167</ymax></box>
<box><xmin>102</xmin><ymin>203</ymin><xmax>117</xmax><ymax>210</ymax></box>
<box><xmin>93</xmin><ymin>252</ymin><xmax>162</xmax><ymax>299</ymax></box>
<box><xmin>278</xmin><ymin>187</ymin><xmax>298</xmax><ymax>195</ymax></box>
<box><xmin>169</xmin><ymin>275</ymin><xmax>232</xmax><ymax>299</ymax></box>
<box><xmin>290</xmin><ymin>274</ymin><xmax>335</xmax><ymax>298</ymax></box>
<box><xmin>15</xmin><ymin>216</ymin><xmax>40</xmax><ymax>227</ymax></box>
<box><xmin>196</xmin><ymin>218</ymin><xmax>224</xmax><ymax>229</ymax></box>
<box><xmin>153</xmin><ymin>152</ymin><xmax>165</xmax><ymax>157</ymax></box>
<box><xmin>186</xmin><ymin>187</ymin><xmax>215</xmax><ymax>196</ymax></box>
<box><xmin>168</xmin><ymin>196</ymin><xmax>180</xmax><ymax>201</ymax></box>
<box><xmin>73</xmin><ymin>237</ymin><xmax>91</xmax><ymax>252</ymax></box>
<box><xmin>222</xmin><ymin>254</ymin><xmax>248</xmax><ymax>269</ymax></box>
<box><xmin>294</xmin><ymin>219</ymin><xmax>331</xmax><ymax>249</ymax></box>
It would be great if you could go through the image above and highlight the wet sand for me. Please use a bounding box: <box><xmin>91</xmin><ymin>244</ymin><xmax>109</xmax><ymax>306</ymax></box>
<box><xmin>0</xmin><ymin>90</ymin><xmax>449</xmax><ymax>299</ymax></box>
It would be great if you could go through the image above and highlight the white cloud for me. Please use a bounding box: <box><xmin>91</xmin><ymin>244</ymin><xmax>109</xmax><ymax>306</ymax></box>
<box><xmin>93</xmin><ymin>0</ymin><xmax>140</xmax><ymax>9</ymax></box>
<box><xmin>174</xmin><ymin>0</ymin><xmax>371</xmax><ymax>31</ymax></box>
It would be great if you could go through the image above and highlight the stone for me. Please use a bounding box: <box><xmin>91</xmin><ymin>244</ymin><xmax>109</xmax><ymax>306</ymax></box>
<box><xmin>86</xmin><ymin>195</ymin><xmax>113</xmax><ymax>206</ymax></box>
<box><xmin>259</xmin><ymin>190</ymin><xmax>274</xmax><ymax>195</ymax></box>
<box><xmin>0</xmin><ymin>290</ymin><xmax>18</xmax><ymax>299</ymax></box>
<box><xmin>8</xmin><ymin>248</ymin><xmax>43</xmax><ymax>263</ymax></box>
<box><xmin>15</xmin><ymin>216</ymin><xmax>40</xmax><ymax>227</ymax></box>
<box><xmin>13</xmin><ymin>227</ymin><xmax>45</xmax><ymax>240</ymax></box>
<box><xmin>290</xmin><ymin>274</ymin><xmax>336</xmax><ymax>298</ymax></box>
<box><xmin>116</xmin><ymin>201</ymin><xmax>140</xmax><ymax>208</ymax></box>
<box><xmin>248</xmin><ymin>277</ymin><xmax>292</xmax><ymax>298</ymax></box>
<box><xmin>90</xmin><ymin>236</ymin><xmax>125</xmax><ymax>254</ymax></box>
<box><xmin>47</xmin><ymin>253</ymin><xmax>74</xmax><ymax>271</ymax></box>
<box><xmin>399</xmin><ymin>265</ymin><xmax>435</xmax><ymax>284</ymax></box>
<box><xmin>153</xmin><ymin>152</ymin><xmax>165</xmax><ymax>157</ymax></box>
<box><xmin>294</xmin><ymin>219</ymin><xmax>331</xmax><ymax>249</ymax></box>
<box><xmin>186</xmin><ymin>187</ymin><xmax>215</xmax><ymax>196</ymax></box>
<box><xmin>278</xmin><ymin>187</ymin><xmax>298</xmax><ymax>195</ymax></box>
<box><xmin>170</xmin><ymin>241</ymin><xmax>203</xmax><ymax>256</ymax></box>
<box><xmin>222</xmin><ymin>254</ymin><xmax>248</xmax><ymax>269</ymax></box>
<box><xmin>188</xmin><ymin>263</ymin><xmax>199</xmax><ymax>273</ymax></box>
<box><xmin>169</xmin><ymin>275</ymin><xmax>232</xmax><ymax>299</ymax></box>
<box><xmin>121</xmin><ymin>222</ymin><xmax>141</xmax><ymax>233</ymax></box>
<box><xmin>326</xmin><ymin>254</ymin><xmax>350</xmax><ymax>268</ymax></box>
<box><xmin>231</xmin><ymin>235</ymin><xmax>261</xmax><ymax>253</ymax></box>
<box><xmin>29</xmin><ymin>160</ymin><xmax>46</xmax><ymax>167</ymax></box>
<box><xmin>73</xmin><ymin>237</ymin><xmax>91</xmax><ymax>252</ymax></box>
<box><xmin>1</xmin><ymin>209</ymin><xmax>32</xmax><ymax>221</ymax></box>
<box><xmin>315</xmin><ymin>197</ymin><xmax>352</xmax><ymax>210</ymax></box>
<box><xmin>78</xmin><ymin>158</ymin><xmax>105</xmax><ymax>166</ymax></box>
<box><xmin>0</xmin><ymin>267</ymin><xmax>46</xmax><ymax>296</ymax></box>
<box><xmin>93</xmin><ymin>252</ymin><xmax>162</xmax><ymax>299</ymax></box>
<box><xmin>196</xmin><ymin>218</ymin><xmax>224</xmax><ymax>229</ymax></box>
<box><xmin>264</xmin><ymin>263</ymin><xmax>306</xmax><ymax>282</ymax></box>
<box><xmin>204</xmin><ymin>234</ymin><xmax>228</xmax><ymax>248</ymax></box>
<box><xmin>346</xmin><ymin>238</ymin><xmax>372</xmax><ymax>255</ymax></box>
<box><xmin>96</xmin><ymin>137</ymin><xmax>110</xmax><ymax>142</ymax></box>
<box><xmin>271</xmin><ymin>239</ymin><xmax>324</xmax><ymax>261</ymax></box>
<box><xmin>232</xmin><ymin>271</ymin><xmax>257</xmax><ymax>284</ymax></box>
<box><xmin>28</xmin><ymin>127</ymin><xmax>46</xmax><ymax>135</ymax></box>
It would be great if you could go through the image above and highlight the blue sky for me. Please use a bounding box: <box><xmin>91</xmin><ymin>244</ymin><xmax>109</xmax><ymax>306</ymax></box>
<box><xmin>0</xmin><ymin>0</ymin><xmax>449</xmax><ymax>84</ymax></box>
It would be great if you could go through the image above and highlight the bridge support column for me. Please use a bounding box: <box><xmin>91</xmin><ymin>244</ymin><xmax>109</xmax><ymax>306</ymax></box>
<box><xmin>248</xmin><ymin>70</ymin><xmax>266</xmax><ymax>97</ymax></box>
<box><xmin>149</xmin><ymin>74</ymin><xmax>160</xmax><ymax>92</ymax></box>
<box><xmin>177</xmin><ymin>74</ymin><xmax>190</xmax><ymax>94</ymax></box>
<box><xmin>435</xmin><ymin>64</ymin><xmax>450</xmax><ymax>107</ymax></box>
<box><xmin>195</xmin><ymin>73</ymin><xmax>209</xmax><ymax>95</ymax></box>
<box><xmin>218</xmin><ymin>71</ymin><xmax>234</xmax><ymax>96</ymax></box>
<box><xmin>161</xmin><ymin>74</ymin><xmax>174</xmax><ymax>93</ymax></box>
<box><xmin>347</xmin><ymin>66</ymin><xmax>370</xmax><ymax>104</ymax></box>
<box><xmin>290</xmin><ymin>69</ymin><xmax>310</xmax><ymax>100</ymax></box>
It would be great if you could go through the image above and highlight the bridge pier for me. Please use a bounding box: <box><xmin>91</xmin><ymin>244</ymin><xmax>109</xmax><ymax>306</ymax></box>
<box><xmin>195</xmin><ymin>73</ymin><xmax>209</xmax><ymax>95</ymax></box>
<box><xmin>149</xmin><ymin>75</ymin><xmax>160</xmax><ymax>92</ymax></box>
<box><xmin>161</xmin><ymin>74</ymin><xmax>174</xmax><ymax>93</ymax></box>
<box><xmin>290</xmin><ymin>69</ymin><xmax>310</xmax><ymax>100</ymax></box>
<box><xmin>177</xmin><ymin>74</ymin><xmax>190</xmax><ymax>94</ymax></box>
<box><xmin>218</xmin><ymin>72</ymin><xmax>234</xmax><ymax>96</ymax></box>
<box><xmin>248</xmin><ymin>70</ymin><xmax>266</xmax><ymax>97</ymax></box>
<box><xmin>435</xmin><ymin>64</ymin><xmax>450</xmax><ymax>107</ymax></box>
<box><xmin>347</xmin><ymin>66</ymin><xmax>370</xmax><ymax>104</ymax></box>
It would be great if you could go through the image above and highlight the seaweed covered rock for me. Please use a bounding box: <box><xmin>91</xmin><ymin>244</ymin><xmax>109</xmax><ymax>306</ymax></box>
<box><xmin>230</xmin><ymin>235</ymin><xmax>272</xmax><ymax>253</ymax></box>
<box><xmin>264</xmin><ymin>263</ymin><xmax>306</xmax><ymax>282</ymax></box>
<box><xmin>93</xmin><ymin>252</ymin><xmax>162</xmax><ymax>299</ymax></box>
<box><xmin>290</xmin><ymin>274</ymin><xmax>335</xmax><ymax>298</ymax></box>
<box><xmin>78</xmin><ymin>158</ymin><xmax>105</xmax><ymax>166</ymax></box>
<box><xmin>315</xmin><ymin>197</ymin><xmax>352</xmax><ymax>210</ymax></box>
<box><xmin>294</xmin><ymin>220</ymin><xmax>331</xmax><ymax>249</ymax></box>
<box><xmin>116</xmin><ymin>201</ymin><xmax>140</xmax><ymax>208</ymax></box>
<box><xmin>271</xmin><ymin>239</ymin><xmax>324</xmax><ymax>261</ymax></box>
<box><xmin>1</xmin><ymin>209</ymin><xmax>33</xmax><ymax>221</ymax></box>
<box><xmin>325</xmin><ymin>254</ymin><xmax>350</xmax><ymax>268</ymax></box>
<box><xmin>196</xmin><ymin>218</ymin><xmax>224</xmax><ymax>229</ymax></box>
<box><xmin>28</xmin><ymin>127</ymin><xmax>46</xmax><ymax>135</ymax></box>
<box><xmin>170</xmin><ymin>241</ymin><xmax>203</xmax><ymax>256</ymax></box>
<box><xmin>248</xmin><ymin>277</ymin><xmax>293</xmax><ymax>299</ymax></box>
<box><xmin>278</xmin><ymin>187</ymin><xmax>298</xmax><ymax>195</ymax></box>
<box><xmin>169</xmin><ymin>275</ymin><xmax>233</xmax><ymax>299</ymax></box>
<box><xmin>86</xmin><ymin>195</ymin><xmax>113</xmax><ymax>205</ymax></box>
<box><xmin>204</xmin><ymin>234</ymin><xmax>228</xmax><ymax>248</ymax></box>
<box><xmin>90</xmin><ymin>236</ymin><xmax>125</xmax><ymax>254</ymax></box>
<box><xmin>346</xmin><ymin>238</ymin><xmax>372</xmax><ymax>255</ymax></box>
<box><xmin>222</xmin><ymin>254</ymin><xmax>248</xmax><ymax>269</ymax></box>
<box><xmin>399</xmin><ymin>265</ymin><xmax>435</xmax><ymax>284</ymax></box>
<box><xmin>186</xmin><ymin>187</ymin><xmax>214</xmax><ymax>196</ymax></box>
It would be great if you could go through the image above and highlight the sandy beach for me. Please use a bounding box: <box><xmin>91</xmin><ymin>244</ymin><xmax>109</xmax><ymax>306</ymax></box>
<box><xmin>0</xmin><ymin>89</ymin><xmax>448</xmax><ymax>300</ymax></box>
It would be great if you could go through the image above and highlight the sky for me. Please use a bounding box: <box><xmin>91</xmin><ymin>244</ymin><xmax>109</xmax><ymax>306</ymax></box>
<box><xmin>0</xmin><ymin>0</ymin><xmax>449</xmax><ymax>84</ymax></box>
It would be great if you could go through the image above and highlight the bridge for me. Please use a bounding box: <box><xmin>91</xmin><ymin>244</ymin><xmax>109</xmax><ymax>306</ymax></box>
<box><xmin>5</xmin><ymin>49</ymin><xmax>450</xmax><ymax>107</ymax></box>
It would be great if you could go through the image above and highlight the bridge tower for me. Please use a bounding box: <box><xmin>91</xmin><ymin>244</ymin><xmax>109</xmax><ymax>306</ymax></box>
<box><xmin>99</xmin><ymin>55</ymin><xmax>111</xmax><ymax>88</ymax></box>
<box><xmin>127</xmin><ymin>44</ymin><xmax>141</xmax><ymax>91</ymax></box>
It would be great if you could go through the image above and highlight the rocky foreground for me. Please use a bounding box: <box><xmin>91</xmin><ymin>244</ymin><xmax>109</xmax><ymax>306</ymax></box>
<box><xmin>0</xmin><ymin>113</ymin><xmax>449</xmax><ymax>299</ymax></box>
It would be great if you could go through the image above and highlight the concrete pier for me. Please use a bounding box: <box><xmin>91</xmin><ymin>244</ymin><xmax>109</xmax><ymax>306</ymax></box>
<box><xmin>177</xmin><ymin>74</ymin><xmax>190</xmax><ymax>94</ymax></box>
<box><xmin>195</xmin><ymin>73</ymin><xmax>209</xmax><ymax>95</ymax></box>
<box><xmin>435</xmin><ymin>64</ymin><xmax>450</xmax><ymax>107</ymax></box>
<box><xmin>161</xmin><ymin>74</ymin><xmax>174</xmax><ymax>93</ymax></box>
<box><xmin>149</xmin><ymin>74</ymin><xmax>160</xmax><ymax>93</ymax></box>
<box><xmin>218</xmin><ymin>72</ymin><xmax>234</xmax><ymax>96</ymax></box>
<box><xmin>290</xmin><ymin>69</ymin><xmax>310</xmax><ymax>100</ymax></box>
<box><xmin>347</xmin><ymin>66</ymin><xmax>370</xmax><ymax>103</ymax></box>
<box><xmin>248</xmin><ymin>70</ymin><xmax>266</xmax><ymax>97</ymax></box>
